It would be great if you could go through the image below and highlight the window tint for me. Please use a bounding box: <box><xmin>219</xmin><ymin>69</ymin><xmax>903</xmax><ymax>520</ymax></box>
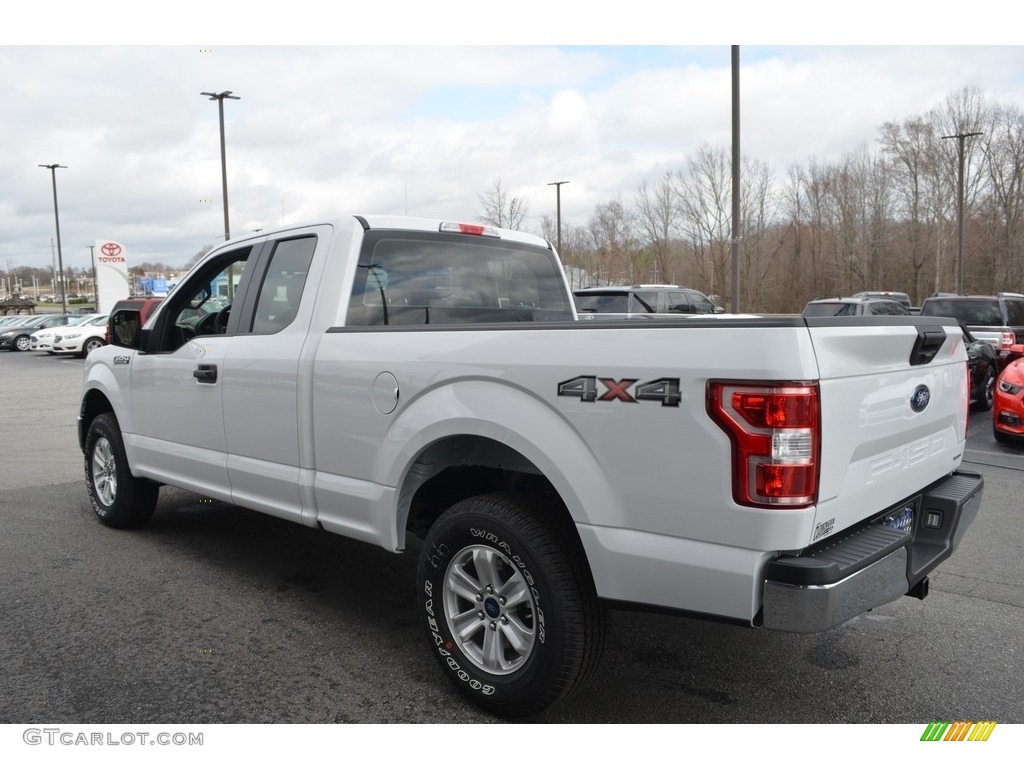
<box><xmin>803</xmin><ymin>302</ymin><xmax>853</xmax><ymax>317</ymax></box>
<box><xmin>665</xmin><ymin>292</ymin><xmax>692</xmax><ymax>313</ymax></box>
<box><xmin>869</xmin><ymin>301</ymin><xmax>903</xmax><ymax>315</ymax></box>
<box><xmin>574</xmin><ymin>293</ymin><xmax>629</xmax><ymax>313</ymax></box>
<box><xmin>251</xmin><ymin>236</ymin><xmax>317</xmax><ymax>333</ymax></box>
<box><xmin>348</xmin><ymin>232</ymin><xmax>572</xmax><ymax>325</ymax></box>
<box><xmin>687</xmin><ymin>291</ymin><xmax>717</xmax><ymax>313</ymax></box>
<box><xmin>632</xmin><ymin>291</ymin><xmax>659</xmax><ymax>312</ymax></box>
<box><xmin>1003</xmin><ymin>299</ymin><xmax>1024</xmax><ymax>326</ymax></box>
<box><xmin>923</xmin><ymin>299</ymin><xmax>1002</xmax><ymax>325</ymax></box>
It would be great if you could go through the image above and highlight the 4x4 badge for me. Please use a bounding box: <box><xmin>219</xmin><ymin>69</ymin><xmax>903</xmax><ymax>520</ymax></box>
<box><xmin>911</xmin><ymin>385</ymin><xmax>931</xmax><ymax>412</ymax></box>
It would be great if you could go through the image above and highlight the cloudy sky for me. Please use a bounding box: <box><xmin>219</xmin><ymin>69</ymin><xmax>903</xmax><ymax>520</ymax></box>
<box><xmin>3</xmin><ymin>5</ymin><xmax>1021</xmax><ymax>278</ymax></box>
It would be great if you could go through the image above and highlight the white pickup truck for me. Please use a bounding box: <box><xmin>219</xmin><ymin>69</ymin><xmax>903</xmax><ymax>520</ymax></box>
<box><xmin>79</xmin><ymin>215</ymin><xmax>982</xmax><ymax>717</ymax></box>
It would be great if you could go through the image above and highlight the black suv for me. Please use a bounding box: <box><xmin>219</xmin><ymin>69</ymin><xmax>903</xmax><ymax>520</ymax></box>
<box><xmin>918</xmin><ymin>293</ymin><xmax>1024</xmax><ymax>366</ymax></box>
<box><xmin>801</xmin><ymin>296</ymin><xmax>910</xmax><ymax>317</ymax></box>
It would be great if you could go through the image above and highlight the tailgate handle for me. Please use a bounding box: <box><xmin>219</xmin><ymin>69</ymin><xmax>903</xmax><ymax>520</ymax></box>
<box><xmin>909</xmin><ymin>326</ymin><xmax>947</xmax><ymax>366</ymax></box>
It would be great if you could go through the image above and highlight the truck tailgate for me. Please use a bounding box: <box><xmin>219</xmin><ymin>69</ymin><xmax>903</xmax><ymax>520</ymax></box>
<box><xmin>805</xmin><ymin>318</ymin><xmax>968</xmax><ymax>545</ymax></box>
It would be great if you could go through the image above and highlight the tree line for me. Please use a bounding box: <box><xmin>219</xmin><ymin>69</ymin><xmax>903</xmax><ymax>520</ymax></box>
<box><xmin>481</xmin><ymin>87</ymin><xmax>1024</xmax><ymax>312</ymax></box>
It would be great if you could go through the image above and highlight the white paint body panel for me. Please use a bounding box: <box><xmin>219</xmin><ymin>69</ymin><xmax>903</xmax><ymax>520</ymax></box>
<box><xmin>80</xmin><ymin>216</ymin><xmax>969</xmax><ymax>624</ymax></box>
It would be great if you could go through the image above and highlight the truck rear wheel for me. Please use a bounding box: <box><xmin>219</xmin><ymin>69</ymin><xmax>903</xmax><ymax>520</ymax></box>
<box><xmin>84</xmin><ymin>412</ymin><xmax>159</xmax><ymax>528</ymax></box>
<box><xmin>416</xmin><ymin>492</ymin><xmax>605</xmax><ymax>717</ymax></box>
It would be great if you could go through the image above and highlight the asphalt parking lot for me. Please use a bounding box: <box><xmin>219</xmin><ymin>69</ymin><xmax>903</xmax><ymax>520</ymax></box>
<box><xmin>0</xmin><ymin>348</ymin><xmax>1022</xmax><ymax>725</ymax></box>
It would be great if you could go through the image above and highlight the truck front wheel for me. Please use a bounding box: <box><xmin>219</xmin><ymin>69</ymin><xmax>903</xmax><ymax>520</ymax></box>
<box><xmin>84</xmin><ymin>413</ymin><xmax>159</xmax><ymax>528</ymax></box>
<box><xmin>416</xmin><ymin>492</ymin><xmax>605</xmax><ymax>717</ymax></box>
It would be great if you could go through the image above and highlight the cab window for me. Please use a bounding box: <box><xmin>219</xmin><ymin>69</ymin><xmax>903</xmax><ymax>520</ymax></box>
<box><xmin>149</xmin><ymin>247</ymin><xmax>251</xmax><ymax>351</ymax></box>
<box><xmin>250</xmin><ymin>236</ymin><xmax>317</xmax><ymax>333</ymax></box>
<box><xmin>346</xmin><ymin>231</ymin><xmax>572</xmax><ymax>325</ymax></box>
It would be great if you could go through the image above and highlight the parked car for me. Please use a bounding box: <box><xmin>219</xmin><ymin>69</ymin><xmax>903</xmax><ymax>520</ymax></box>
<box><xmin>573</xmin><ymin>284</ymin><xmax>724</xmax><ymax>317</ymax></box>
<box><xmin>993</xmin><ymin>344</ymin><xmax>1024</xmax><ymax>444</ymax></box>
<box><xmin>852</xmin><ymin>291</ymin><xmax>913</xmax><ymax>311</ymax></box>
<box><xmin>963</xmin><ymin>324</ymin><xmax>998</xmax><ymax>412</ymax></box>
<box><xmin>802</xmin><ymin>296</ymin><xmax>911</xmax><ymax>317</ymax></box>
<box><xmin>0</xmin><ymin>314</ymin><xmax>77</xmax><ymax>352</ymax></box>
<box><xmin>0</xmin><ymin>315</ymin><xmax>34</xmax><ymax>327</ymax></box>
<box><xmin>51</xmin><ymin>314</ymin><xmax>110</xmax><ymax>357</ymax></box>
<box><xmin>29</xmin><ymin>315</ymin><xmax>97</xmax><ymax>353</ymax></box>
<box><xmin>919</xmin><ymin>293</ymin><xmax>1024</xmax><ymax>368</ymax></box>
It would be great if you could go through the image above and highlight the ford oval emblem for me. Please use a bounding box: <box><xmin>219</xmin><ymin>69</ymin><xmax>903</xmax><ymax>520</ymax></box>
<box><xmin>910</xmin><ymin>385</ymin><xmax>931</xmax><ymax>413</ymax></box>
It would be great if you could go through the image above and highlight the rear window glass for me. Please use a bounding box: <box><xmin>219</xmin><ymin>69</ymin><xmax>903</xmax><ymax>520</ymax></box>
<box><xmin>803</xmin><ymin>302</ymin><xmax>855</xmax><ymax>317</ymax></box>
<box><xmin>347</xmin><ymin>231</ymin><xmax>573</xmax><ymax>326</ymax></box>
<box><xmin>922</xmin><ymin>299</ymin><xmax>1003</xmax><ymax>325</ymax></box>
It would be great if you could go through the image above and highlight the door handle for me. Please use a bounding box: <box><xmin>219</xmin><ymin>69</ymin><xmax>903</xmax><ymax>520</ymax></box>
<box><xmin>193</xmin><ymin>364</ymin><xmax>218</xmax><ymax>383</ymax></box>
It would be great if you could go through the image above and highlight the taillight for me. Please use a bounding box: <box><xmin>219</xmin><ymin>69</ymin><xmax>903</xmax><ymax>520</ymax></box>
<box><xmin>707</xmin><ymin>381</ymin><xmax>820</xmax><ymax>508</ymax></box>
<box><xmin>1000</xmin><ymin>330</ymin><xmax>1015</xmax><ymax>351</ymax></box>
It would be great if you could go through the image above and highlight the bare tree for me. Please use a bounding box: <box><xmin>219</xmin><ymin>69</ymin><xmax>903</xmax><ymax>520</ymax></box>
<box><xmin>879</xmin><ymin>116</ymin><xmax>946</xmax><ymax>304</ymax></box>
<box><xmin>738</xmin><ymin>156</ymin><xmax>782</xmax><ymax>310</ymax></box>
<box><xmin>634</xmin><ymin>173</ymin><xmax>679</xmax><ymax>284</ymax></box>
<box><xmin>930</xmin><ymin>87</ymin><xmax>989</xmax><ymax>291</ymax></box>
<box><xmin>588</xmin><ymin>199</ymin><xmax>642</xmax><ymax>284</ymax></box>
<box><xmin>677</xmin><ymin>144</ymin><xmax>732</xmax><ymax>297</ymax></box>
<box><xmin>981</xmin><ymin>103</ymin><xmax>1024</xmax><ymax>288</ymax></box>
<box><xmin>478</xmin><ymin>178</ymin><xmax>529</xmax><ymax>230</ymax></box>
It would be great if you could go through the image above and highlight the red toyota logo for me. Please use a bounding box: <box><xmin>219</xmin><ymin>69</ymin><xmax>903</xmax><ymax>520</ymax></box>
<box><xmin>101</xmin><ymin>242</ymin><xmax>122</xmax><ymax>257</ymax></box>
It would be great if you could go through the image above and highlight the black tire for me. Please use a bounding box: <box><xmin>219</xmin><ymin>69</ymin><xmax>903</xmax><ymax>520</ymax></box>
<box><xmin>84</xmin><ymin>412</ymin><xmax>159</xmax><ymax>528</ymax></box>
<box><xmin>972</xmin><ymin>367</ymin><xmax>995</xmax><ymax>412</ymax></box>
<box><xmin>14</xmin><ymin>335</ymin><xmax>30</xmax><ymax>352</ymax></box>
<box><xmin>994</xmin><ymin>426</ymin><xmax>1014</xmax><ymax>445</ymax></box>
<box><xmin>416</xmin><ymin>492</ymin><xmax>605</xmax><ymax>718</ymax></box>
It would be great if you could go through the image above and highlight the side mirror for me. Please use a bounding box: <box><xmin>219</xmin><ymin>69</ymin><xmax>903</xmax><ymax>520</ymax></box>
<box><xmin>108</xmin><ymin>310</ymin><xmax>142</xmax><ymax>349</ymax></box>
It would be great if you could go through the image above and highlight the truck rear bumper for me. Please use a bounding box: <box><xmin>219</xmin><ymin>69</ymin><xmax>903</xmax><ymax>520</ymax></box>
<box><xmin>762</xmin><ymin>470</ymin><xmax>983</xmax><ymax>633</ymax></box>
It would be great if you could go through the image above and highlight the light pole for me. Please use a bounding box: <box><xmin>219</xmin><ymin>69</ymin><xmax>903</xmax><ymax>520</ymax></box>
<box><xmin>201</xmin><ymin>90</ymin><xmax>240</xmax><ymax>241</ymax></box>
<box><xmin>730</xmin><ymin>45</ymin><xmax>741</xmax><ymax>314</ymax></box>
<box><xmin>39</xmin><ymin>163</ymin><xmax>68</xmax><ymax>314</ymax></box>
<box><xmin>86</xmin><ymin>245</ymin><xmax>97</xmax><ymax>303</ymax></box>
<box><xmin>547</xmin><ymin>180</ymin><xmax>569</xmax><ymax>254</ymax></box>
<box><xmin>941</xmin><ymin>130</ymin><xmax>982</xmax><ymax>295</ymax></box>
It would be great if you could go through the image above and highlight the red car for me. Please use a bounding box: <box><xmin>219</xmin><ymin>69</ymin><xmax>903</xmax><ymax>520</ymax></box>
<box><xmin>993</xmin><ymin>344</ymin><xmax>1024</xmax><ymax>444</ymax></box>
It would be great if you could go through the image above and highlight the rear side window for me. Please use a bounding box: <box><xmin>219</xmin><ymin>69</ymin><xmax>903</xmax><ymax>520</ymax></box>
<box><xmin>665</xmin><ymin>291</ymin><xmax>693</xmax><ymax>313</ymax></box>
<box><xmin>632</xmin><ymin>291</ymin><xmax>659</xmax><ymax>312</ymax></box>
<box><xmin>347</xmin><ymin>232</ymin><xmax>572</xmax><ymax>326</ymax></box>
<box><xmin>251</xmin><ymin>236</ymin><xmax>317</xmax><ymax>333</ymax></box>
<box><xmin>1003</xmin><ymin>299</ymin><xmax>1024</xmax><ymax>326</ymax></box>
<box><xmin>574</xmin><ymin>293</ymin><xmax>629</xmax><ymax>313</ymax></box>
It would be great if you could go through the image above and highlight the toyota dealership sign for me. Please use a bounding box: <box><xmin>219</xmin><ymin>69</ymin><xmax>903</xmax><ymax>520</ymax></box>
<box><xmin>95</xmin><ymin>239</ymin><xmax>130</xmax><ymax>312</ymax></box>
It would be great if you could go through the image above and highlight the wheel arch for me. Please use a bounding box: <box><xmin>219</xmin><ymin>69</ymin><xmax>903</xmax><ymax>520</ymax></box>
<box><xmin>79</xmin><ymin>388</ymin><xmax>116</xmax><ymax>451</ymax></box>
<box><xmin>386</xmin><ymin>387</ymin><xmax>623</xmax><ymax>596</ymax></box>
<box><xmin>379</xmin><ymin>381</ymin><xmax>623</xmax><ymax>543</ymax></box>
